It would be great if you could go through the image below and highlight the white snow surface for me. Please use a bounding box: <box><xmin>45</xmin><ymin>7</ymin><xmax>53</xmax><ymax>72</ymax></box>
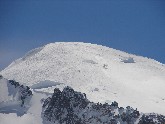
<box><xmin>0</xmin><ymin>78</ymin><xmax>20</xmax><ymax>104</ymax></box>
<box><xmin>0</xmin><ymin>113</ymin><xmax>34</xmax><ymax>124</ymax></box>
<box><xmin>30</xmin><ymin>80</ymin><xmax>62</xmax><ymax>89</ymax></box>
<box><xmin>1</xmin><ymin>42</ymin><xmax>165</xmax><ymax>116</ymax></box>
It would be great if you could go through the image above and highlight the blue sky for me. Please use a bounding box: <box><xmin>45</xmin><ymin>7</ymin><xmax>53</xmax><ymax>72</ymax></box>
<box><xmin>0</xmin><ymin>0</ymin><xmax>165</xmax><ymax>70</ymax></box>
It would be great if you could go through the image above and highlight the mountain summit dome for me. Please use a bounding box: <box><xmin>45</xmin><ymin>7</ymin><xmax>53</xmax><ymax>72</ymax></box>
<box><xmin>1</xmin><ymin>42</ymin><xmax>165</xmax><ymax>115</ymax></box>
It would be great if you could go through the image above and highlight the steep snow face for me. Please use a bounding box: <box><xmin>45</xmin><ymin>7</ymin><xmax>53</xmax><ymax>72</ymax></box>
<box><xmin>1</xmin><ymin>42</ymin><xmax>165</xmax><ymax>115</ymax></box>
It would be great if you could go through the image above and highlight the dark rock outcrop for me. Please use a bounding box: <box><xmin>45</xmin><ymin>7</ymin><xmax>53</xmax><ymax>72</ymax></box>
<box><xmin>41</xmin><ymin>87</ymin><xmax>165</xmax><ymax>124</ymax></box>
<box><xmin>139</xmin><ymin>113</ymin><xmax>165</xmax><ymax>124</ymax></box>
<box><xmin>42</xmin><ymin>86</ymin><xmax>89</xmax><ymax>124</ymax></box>
<box><xmin>8</xmin><ymin>79</ymin><xmax>33</xmax><ymax>106</ymax></box>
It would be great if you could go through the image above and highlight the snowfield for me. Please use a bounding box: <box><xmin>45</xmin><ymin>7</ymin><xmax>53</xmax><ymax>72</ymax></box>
<box><xmin>0</xmin><ymin>42</ymin><xmax>165</xmax><ymax>123</ymax></box>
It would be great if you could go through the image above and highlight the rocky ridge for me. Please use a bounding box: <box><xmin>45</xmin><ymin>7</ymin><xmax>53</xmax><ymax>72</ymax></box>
<box><xmin>42</xmin><ymin>86</ymin><xmax>165</xmax><ymax>124</ymax></box>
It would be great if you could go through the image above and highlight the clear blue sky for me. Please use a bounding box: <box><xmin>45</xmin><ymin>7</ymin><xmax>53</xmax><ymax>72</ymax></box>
<box><xmin>0</xmin><ymin>0</ymin><xmax>165</xmax><ymax>70</ymax></box>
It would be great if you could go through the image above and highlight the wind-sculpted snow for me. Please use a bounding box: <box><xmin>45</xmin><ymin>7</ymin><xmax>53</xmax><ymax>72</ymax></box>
<box><xmin>1</xmin><ymin>42</ymin><xmax>165</xmax><ymax>115</ymax></box>
<box><xmin>21</xmin><ymin>47</ymin><xmax>43</xmax><ymax>61</ymax></box>
<box><xmin>0</xmin><ymin>76</ymin><xmax>33</xmax><ymax>116</ymax></box>
<box><xmin>30</xmin><ymin>80</ymin><xmax>62</xmax><ymax>89</ymax></box>
<box><xmin>42</xmin><ymin>87</ymin><xmax>165</xmax><ymax>124</ymax></box>
<box><xmin>121</xmin><ymin>57</ymin><xmax>135</xmax><ymax>63</ymax></box>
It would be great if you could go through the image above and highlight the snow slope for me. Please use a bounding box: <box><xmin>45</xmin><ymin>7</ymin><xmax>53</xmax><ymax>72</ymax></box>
<box><xmin>1</xmin><ymin>42</ymin><xmax>165</xmax><ymax>115</ymax></box>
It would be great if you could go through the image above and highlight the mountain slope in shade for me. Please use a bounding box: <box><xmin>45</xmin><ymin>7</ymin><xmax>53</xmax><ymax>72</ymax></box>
<box><xmin>0</xmin><ymin>76</ymin><xmax>32</xmax><ymax>116</ymax></box>
<box><xmin>1</xmin><ymin>42</ymin><xmax>165</xmax><ymax>115</ymax></box>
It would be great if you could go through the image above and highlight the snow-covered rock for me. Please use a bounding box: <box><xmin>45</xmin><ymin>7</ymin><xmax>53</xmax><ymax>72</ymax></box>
<box><xmin>42</xmin><ymin>87</ymin><xmax>165</xmax><ymax>124</ymax></box>
<box><xmin>1</xmin><ymin>42</ymin><xmax>165</xmax><ymax>115</ymax></box>
<box><xmin>0</xmin><ymin>76</ymin><xmax>32</xmax><ymax>116</ymax></box>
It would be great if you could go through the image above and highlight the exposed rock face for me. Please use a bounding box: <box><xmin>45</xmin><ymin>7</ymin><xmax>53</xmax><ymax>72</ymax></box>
<box><xmin>1</xmin><ymin>74</ymin><xmax>165</xmax><ymax>123</ymax></box>
<box><xmin>42</xmin><ymin>86</ymin><xmax>89</xmax><ymax>124</ymax></box>
<box><xmin>42</xmin><ymin>87</ymin><xmax>165</xmax><ymax>124</ymax></box>
<box><xmin>8</xmin><ymin>79</ymin><xmax>33</xmax><ymax>106</ymax></box>
<box><xmin>42</xmin><ymin>87</ymin><xmax>149</xmax><ymax>124</ymax></box>
<box><xmin>139</xmin><ymin>114</ymin><xmax>165</xmax><ymax>124</ymax></box>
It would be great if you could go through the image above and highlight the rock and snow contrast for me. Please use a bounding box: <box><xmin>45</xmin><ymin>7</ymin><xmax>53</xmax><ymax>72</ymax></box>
<box><xmin>0</xmin><ymin>42</ymin><xmax>165</xmax><ymax>124</ymax></box>
<box><xmin>0</xmin><ymin>76</ymin><xmax>33</xmax><ymax>123</ymax></box>
<box><xmin>42</xmin><ymin>86</ymin><xmax>165</xmax><ymax>124</ymax></box>
<box><xmin>0</xmin><ymin>76</ymin><xmax>32</xmax><ymax>115</ymax></box>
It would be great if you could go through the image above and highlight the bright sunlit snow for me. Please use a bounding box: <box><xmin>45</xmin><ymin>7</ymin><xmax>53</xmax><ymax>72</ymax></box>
<box><xmin>0</xmin><ymin>42</ymin><xmax>165</xmax><ymax>123</ymax></box>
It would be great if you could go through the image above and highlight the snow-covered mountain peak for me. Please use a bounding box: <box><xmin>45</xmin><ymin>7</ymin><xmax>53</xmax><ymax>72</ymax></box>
<box><xmin>1</xmin><ymin>42</ymin><xmax>165</xmax><ymax>115</ymax></box>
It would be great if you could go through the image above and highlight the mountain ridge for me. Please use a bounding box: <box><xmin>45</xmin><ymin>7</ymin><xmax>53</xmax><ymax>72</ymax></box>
<box><xmin>1</xmin><ymin>42</ymin><xmax>165</xmax><ymax>115</ymax></box>
<box><xmin>3</xmin><ymin>42</ymin><xmax>164</xmax><ymax>70</ymax></box>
